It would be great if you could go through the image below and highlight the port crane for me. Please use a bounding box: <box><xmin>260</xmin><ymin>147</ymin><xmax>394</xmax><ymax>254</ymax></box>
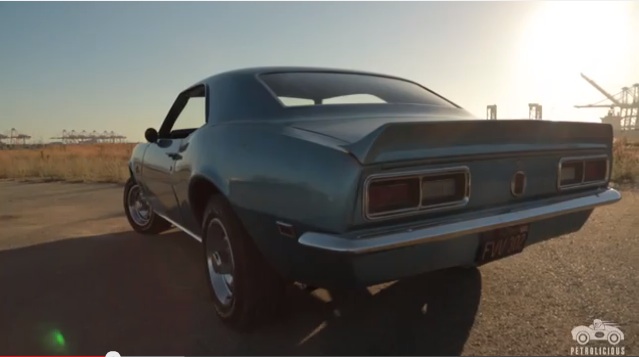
<box><xmin>575</xmin><ymin>73</ymin><xmax>639</xmax><ymax>131</ymax></box>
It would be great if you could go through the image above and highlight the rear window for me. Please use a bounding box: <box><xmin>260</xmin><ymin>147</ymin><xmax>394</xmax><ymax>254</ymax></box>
<box><xmin>259</xmin><ymin>72</ymin><xmax>455</xmax><ymax>108</ymax></box>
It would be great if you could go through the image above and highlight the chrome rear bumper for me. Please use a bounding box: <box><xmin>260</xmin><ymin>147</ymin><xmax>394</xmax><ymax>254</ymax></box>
<box><xmin>298</xmin><ymin>188</ymin><xmax>621</xmax><ymax>255</ymax></box>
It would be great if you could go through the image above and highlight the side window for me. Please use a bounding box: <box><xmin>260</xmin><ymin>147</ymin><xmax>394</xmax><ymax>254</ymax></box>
<box><xmin>172</xmin><ymin>96</ymin><xmax>206</xmax><ymax>132</ymax></box>
<box><xmin>279</xmin><ymin>96</ymin><xmax>314</xmax><ymax>107</ymax></box>
<box><xmin>323</xmin><ymin>94</ymin><xmax>385</xmax><ymax>105</ymax></box>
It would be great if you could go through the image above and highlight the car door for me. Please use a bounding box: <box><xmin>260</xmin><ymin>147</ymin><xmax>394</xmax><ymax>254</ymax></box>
<box><xmin>171</xmin><ymin>88</ymin><xmax>208</xmax><ymax>235</ymax></box>
<box><xmin>172</xmin><ymin>134</ymin><xmax>201</xmax><ymax>236</ymax></box>
<box><xmin>141</xmin><ymin>137</ymin><xmax>183</xmax><ymax>221</ymax></box>
<box><xmin>141</xmin><ymin>86</ymin><xmax>206</xmax><ymax>225</ymax></box>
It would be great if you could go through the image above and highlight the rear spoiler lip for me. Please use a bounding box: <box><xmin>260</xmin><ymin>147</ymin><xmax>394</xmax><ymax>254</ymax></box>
<box><xmin>340</xmin><ymin>120</ymin><xmax>613</xmax><ymax>165</ymax></box>
<box><xmin>370</xmin><ymin>143</ymin><xmax>611</xmax><ymax>166</ymax></box>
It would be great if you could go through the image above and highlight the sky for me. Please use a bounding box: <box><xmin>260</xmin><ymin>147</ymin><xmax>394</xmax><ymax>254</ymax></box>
<box><xmin>1</xmin><ymin>1</ymin><xmax>638</xmax><ymax>143</ymax></box>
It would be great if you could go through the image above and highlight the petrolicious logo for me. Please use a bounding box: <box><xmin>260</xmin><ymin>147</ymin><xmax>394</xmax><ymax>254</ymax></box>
<box><xmin>570</xmin><ymin>319</ymin><xmax>626</xmax><ymax>355</ymax></box>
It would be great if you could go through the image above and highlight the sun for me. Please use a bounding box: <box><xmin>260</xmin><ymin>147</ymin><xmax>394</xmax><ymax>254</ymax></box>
<box><xmin>512</xmin><ymin>1</ymin><xmax>633</xmax><ymax>120</ymax></box>
<box><xmin>519</xmin><ymin>2</ymin><xmax>631</xmax><ymax>77</ymax></box>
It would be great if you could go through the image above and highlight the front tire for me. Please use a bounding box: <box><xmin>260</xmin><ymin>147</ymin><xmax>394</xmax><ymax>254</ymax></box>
<box><xmin>202</xmin><ymin>195</ymin><xmax>287</xmax><ymax>331</ymax></box>
<box><xmin>123</xmin><ymin>177</ymin><xmax>171</xmax><ymax>234</ymax></box>
<box><xmin>608</xmin><ymin>331</ymin><xmax>622</xmax><ymax>345</ymax></box>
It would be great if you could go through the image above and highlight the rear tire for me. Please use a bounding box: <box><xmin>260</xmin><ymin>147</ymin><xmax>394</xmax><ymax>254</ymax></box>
<box><xmin>123</xmin><ymin>177</ymin><xmax>171</xmax><ymax>234</ymax></box>
<box><xmin>576</xmin><ymin>331</ymin><xmax>590</xmax><ymax>345</ymax></box>
<box><xmin>202</xmin><ymin>195</ymin><xmax>287</xmax><ymax>331</ymax></box>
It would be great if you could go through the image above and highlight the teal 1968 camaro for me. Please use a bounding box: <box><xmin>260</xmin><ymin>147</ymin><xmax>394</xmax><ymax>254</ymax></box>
<box><xmin>123</xmin><ymin>67</ymin><xmax>621</xmax><ymax>330</ymax></box>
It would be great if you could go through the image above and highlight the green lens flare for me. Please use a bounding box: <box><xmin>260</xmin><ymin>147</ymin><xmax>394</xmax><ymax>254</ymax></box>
<box><xmin>42</xmin><ymin>328</ymin><xmax>68</xmax><ymax>354</ymax></box>
<box><xmin>53</xmin><ymin>330</ymin><xmax>65</xmax><ymax>346</ymax></box>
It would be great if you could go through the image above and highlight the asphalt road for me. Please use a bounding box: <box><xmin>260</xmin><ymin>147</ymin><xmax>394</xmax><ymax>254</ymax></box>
<box><xmin>1</xmin><ymin>181</ymin><xmax>637</xmax><ymax>356</ymax></box>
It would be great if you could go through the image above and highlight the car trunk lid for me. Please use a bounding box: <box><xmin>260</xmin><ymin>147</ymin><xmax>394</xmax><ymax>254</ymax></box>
<box><xmin>294</xmin><ymin>119</ymin><xmax>612</xmax><ymax>165</ymax></box>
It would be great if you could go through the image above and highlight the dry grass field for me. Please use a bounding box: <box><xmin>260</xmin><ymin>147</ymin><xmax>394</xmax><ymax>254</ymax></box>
<box><xmin>611</xmin><ymin>137</ymin><xmax>639</xmax><ymax>182</ymax></box>
<box><xmin>0</xmin><ymin>143</ymin><xmax>135</xmax><ymax>184</ymax></box>
<box><xmin>1</xmin><ymin>139</ymin><xmax>639</xmax><ymax>184</ymax></box>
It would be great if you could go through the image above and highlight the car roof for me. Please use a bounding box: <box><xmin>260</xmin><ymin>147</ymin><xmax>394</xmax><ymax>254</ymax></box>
<box><xmin>191</xmin><ymin>66</ymin><xmax>412</xmax><ymax>88</ymax></box>
<box><xmin>183</xmin><ymin>66</ymin><xmax>464</xmax><ymax>123</ymax></box>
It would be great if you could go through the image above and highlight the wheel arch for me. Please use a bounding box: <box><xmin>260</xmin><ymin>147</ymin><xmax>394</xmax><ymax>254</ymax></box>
<box><xmin>188</xmin><ymin>174</ymin><xmax>227</xmax><ymax>228</ymax></box>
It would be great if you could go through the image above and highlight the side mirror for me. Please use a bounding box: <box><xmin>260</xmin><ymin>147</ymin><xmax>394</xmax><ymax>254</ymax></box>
<box><xmin>145</xmin><ymin>128</ymin><xmax>158</xmax><ymax>143</ymax></box>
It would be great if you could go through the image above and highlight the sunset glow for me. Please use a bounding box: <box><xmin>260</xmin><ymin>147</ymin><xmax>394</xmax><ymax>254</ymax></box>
<box><xmin>514</xmin><ymin>1</ymin><xmax>633</xmax><ymax>121</ymax></box>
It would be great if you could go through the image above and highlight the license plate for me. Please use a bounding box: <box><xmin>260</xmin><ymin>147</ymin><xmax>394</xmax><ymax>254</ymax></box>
<box><xmin>475</xmin><ymin>224</ymin><xmax>529</xmax><ymax>265</ymax></box>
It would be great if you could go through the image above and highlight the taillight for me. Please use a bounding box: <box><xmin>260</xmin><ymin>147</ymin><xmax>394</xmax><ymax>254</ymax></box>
<box><xmin>365</xmin><ymin>167</ymin><xmax>470</xmax><ymax>219</ymax></box>
<box><xmin>559</xmin><ymin>161</ymin><xmax>584</xmax><ymax>187</ymax></box>
<box><xmin>421</xmin><ymin>174</ymin><xmax>468</xmax><ymax>206</ymax></box>
<box><xmin>368</xmin><ymin>177</ymin><xmax>420</xmax><ymax>215</ymax></box>
<box><xmin>558</xmin><ymin>155</ymin><xmax>609</xmax><ymax>189</ymax></box>
<box><xmin>584</xmin><ymin>158</ymin><xmax>607</xmax><ymax>182</ymax></box>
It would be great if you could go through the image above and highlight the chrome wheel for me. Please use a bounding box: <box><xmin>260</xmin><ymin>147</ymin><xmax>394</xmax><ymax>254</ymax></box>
<box><xmin>127</xmin><ymin>184</ymin><xmax>152</xmax><ymax>226</ymax></box>
<box><xmin>205</xmin><ymin>218</ymin><xmax>235</xmax><ymax>307</ymax></box>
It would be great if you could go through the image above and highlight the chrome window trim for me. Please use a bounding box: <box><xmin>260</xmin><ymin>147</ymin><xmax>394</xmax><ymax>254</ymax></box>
<box><xmin>363</xmin><ymin>166</ymin><xmax>471</xmax><ymax>221</ymax></box>
<box><xmin>557</xmin><ymin>154</ymin><xmax>610</xmax><ymax>191</ymax></box>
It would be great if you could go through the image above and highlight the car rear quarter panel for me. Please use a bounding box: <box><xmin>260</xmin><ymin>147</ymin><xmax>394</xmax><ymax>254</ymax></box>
<box><xmin>188</xmin><ymin>123</ymin><xmax>362</xmax><ymax>230</ymax></box>
<box><xmin>185</xmin><ymin>124</ymin><xmax>364</xmax><ymax>278</ymax></box>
